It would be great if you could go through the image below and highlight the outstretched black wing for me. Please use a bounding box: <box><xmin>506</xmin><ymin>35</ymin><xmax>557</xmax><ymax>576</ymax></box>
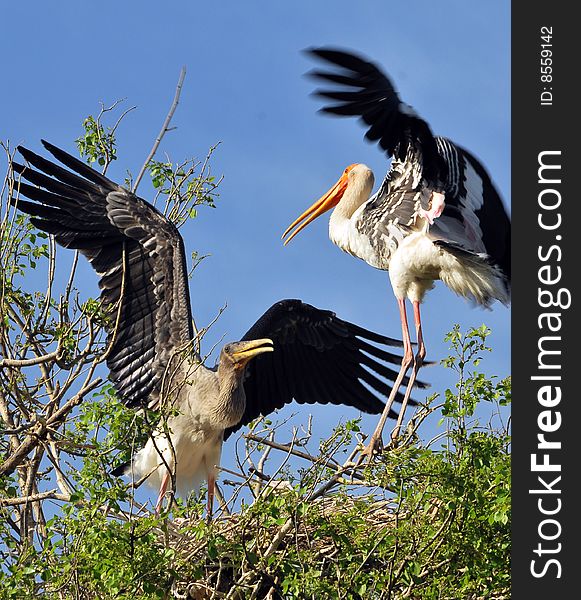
<box><xmin>224</xmin><ymin>299</ymin><xmax>427</xmax><ymax>440</ymax></box>
<box><xmin>307</xmin><ymin>47</ymin><xmax>445</xmax><ymax>186</ymax></box>
<box><xmin>12</xmin><ymin>141</ymin><xmax>194</xmax><ymax>409</ymax></box>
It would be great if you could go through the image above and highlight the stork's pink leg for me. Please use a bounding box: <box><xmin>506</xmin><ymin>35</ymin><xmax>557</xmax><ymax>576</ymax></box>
<box><xmin>391</xmin><ymin>300</ymin><xmax>426</xmax><ymax>439</ymax></box>
<box><xmin>360</xmin><ymin>298</ymin><xmax>414</xmax><ymax>460</ymax></box>
<box><xmin>412</xmin><ymin>300</ymin><xmax>426</xmax><ymax>364</ymax></box>
<box><xmin>155</xmin><ymin>471</ymin><xmax>170</xmax><ymax>514</ymax></box>
<box><xmin>419</xmin><ymin>191</ymin><xmax>445</xmax><ymax>225</ymax></box>
<box><xmin>206</xmin><ymin>472</ymin><xmax>216</xmax><ymax>520</ymax></box>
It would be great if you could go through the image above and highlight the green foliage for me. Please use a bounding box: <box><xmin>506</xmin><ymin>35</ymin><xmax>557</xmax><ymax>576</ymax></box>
<box><xmin>217</xmin><ymin>329</ymin><xmax>508</xmax><ymax>599</ymax></box>
<box><xmin>77</xmin><ymin>114</ymin><xmax>117</xmax><ymax>166</ymax></box>
<box><xmin>147</xmin><ymin>150</ymin><xmax>220</xmax><ymax>228</ymax></box>
<box><xmin>3</xmin><ymin>324</ymin><xmax>509</xmax><ymax>599</ymax></box>
<box><xmin>1</xmin><ymin>215</ymin><xmax>49</xmax><ymax>277</ymax></box>
<box><xmin>75</xmin><ymin>102</ymin><xmax>124</xmax><ymax>168</ymax></box>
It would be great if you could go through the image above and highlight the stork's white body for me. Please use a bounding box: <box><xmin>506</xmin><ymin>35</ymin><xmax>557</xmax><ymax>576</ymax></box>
<box><xmin>328</xmin><ymin>164</ymin><xmax>510</xmax><ymax>307</ymax></box>
<box><xmin>128</xmin><ymin>360</ymin><xmax>243</xmax><ymax>501</ymax></box>
<box><xmin>133</xmin><ymin>422</ymin><xmax>223</xmax><ymax>500</ymax></box>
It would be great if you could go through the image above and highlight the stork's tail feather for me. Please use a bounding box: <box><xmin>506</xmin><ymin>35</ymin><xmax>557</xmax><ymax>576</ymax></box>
<box><xmin>111</xmin><ymin>460</ymin><xmax>131</xmax><ymax>478</ymax></box>
<box><xmin>434</xmin><ymin>240</ymin><xmax>511</xmax><ymax>307</ymax></box>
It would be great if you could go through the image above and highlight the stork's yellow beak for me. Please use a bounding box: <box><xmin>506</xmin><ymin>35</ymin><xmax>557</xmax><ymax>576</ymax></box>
<box><xmin>231</xmin><ymin>339</ymin><xmax>274</xmax><ymax>365</ymax></box>
<box><xmin>281</xmin><ymin>165</ymin><xmax>356</xmax><ymax>245</ymax></box>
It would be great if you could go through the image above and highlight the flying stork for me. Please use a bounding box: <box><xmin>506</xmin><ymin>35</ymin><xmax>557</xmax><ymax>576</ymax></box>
<box><xmin>282</xmin><ymin>48</ymin><xmax>511</xmax><ymax>456</ymax></box>
<box><xmin>11</xmin><ymin>140</ymin><xmax>424</xmax><ymax>513</ymax></box>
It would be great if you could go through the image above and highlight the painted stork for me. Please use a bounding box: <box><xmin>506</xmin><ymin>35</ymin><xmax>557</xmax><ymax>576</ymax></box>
<box><xmin>12</xmin><ymin>140</ymin><xmax>424</xmax><ymax>513</ymax></box>
<box><xmin>282</xmin><ymin>48</ymin><xmax>511</xmax><ymax>456</ymax></box>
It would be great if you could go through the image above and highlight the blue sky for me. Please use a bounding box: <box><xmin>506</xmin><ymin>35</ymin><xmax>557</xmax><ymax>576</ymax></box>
<box><xmin>2</xmin><ymin>2</ymin><xmax>510</xmax><ymax>500</ymax></box>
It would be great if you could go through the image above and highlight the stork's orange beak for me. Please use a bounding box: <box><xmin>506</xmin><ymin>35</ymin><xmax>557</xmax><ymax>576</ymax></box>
<box><xmin>282</xmin><ymin>165</ymin><xmax>356</xmax><ymax>245</ymax></box>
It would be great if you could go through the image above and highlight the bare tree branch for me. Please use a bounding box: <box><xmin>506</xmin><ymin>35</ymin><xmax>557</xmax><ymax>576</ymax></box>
<box><xmin>132</xmin><ymin>66</ymin><xmax>187</xmax><ymax>192</ymax></box>
<box><xmin>0</xmin><ymin>490</ymin><xmax>70</xmax><ymax>507</ymax></box>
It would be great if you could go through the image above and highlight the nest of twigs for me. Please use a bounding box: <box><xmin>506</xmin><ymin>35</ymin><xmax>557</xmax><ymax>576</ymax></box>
<box><xmin>166</xmin><ymin>494</ymin><xmax>404</xmax><ymax>600</ymax></box>
<box><xmin>156</xmin><ymin>420</ymin><xmax>432</xmax><ymax>600</ymax></box>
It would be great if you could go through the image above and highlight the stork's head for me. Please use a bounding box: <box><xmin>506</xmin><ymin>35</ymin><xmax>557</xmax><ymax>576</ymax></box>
<box><xmin>282</xmin><ymin>163</ymin><xmax>374</xmax><ymax>245</ymax></box>
<box><xmin>220</xmin><ymin>339</ymin><xmax>274</xmax><ymax>374</ymax></box>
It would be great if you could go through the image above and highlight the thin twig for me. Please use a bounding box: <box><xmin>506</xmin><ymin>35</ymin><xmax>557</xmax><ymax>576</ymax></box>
<box><xmin>133</xmin><ymin>66</ymin><xmax>187</xmax><ymax>192</ymax></box>
<box><xmin>244</xmin><ymin>433</ymin><xmax>362</xmax><ymax>480</ymax></box>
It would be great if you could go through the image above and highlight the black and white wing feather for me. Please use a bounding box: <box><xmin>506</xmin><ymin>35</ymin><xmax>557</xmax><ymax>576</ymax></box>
<box><xmin>308</xmin><ymin>47</ymin><xmax>445</xmax><ymax>187</ymax></box>
<box><xmin>224</xmin><ymin>299</ymin><xmax>427</xmax><ymax>440</ymax></box>
<box><xmin>12</xmin><ymin>141</ymin><xmax>195</xmax><ymax>409</ymax></box>
<box><xmin>429</xmin><ymin>138</ymin><xmax>511</xmax><ymax>286</ymax></box>
<box><xmin>308</xmin><ymin>47</ymin><xmax>511</xmax><ymax>292</ymax></box>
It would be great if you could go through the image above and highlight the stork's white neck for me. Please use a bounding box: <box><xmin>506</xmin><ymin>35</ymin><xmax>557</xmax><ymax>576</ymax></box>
<box><xmin>329</xmin><ymin>164</ymin><xmax>374</xmax><ymax>252</ymax></box>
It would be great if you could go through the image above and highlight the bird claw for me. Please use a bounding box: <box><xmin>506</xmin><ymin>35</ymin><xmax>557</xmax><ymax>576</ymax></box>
<box><xmin>356</xmin><ymin>436</ymin><xmax>384</xmax><ymax>466</ymax></box>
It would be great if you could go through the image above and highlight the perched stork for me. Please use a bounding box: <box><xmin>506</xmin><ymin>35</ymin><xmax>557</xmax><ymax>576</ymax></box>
<box><xmin>282</xmin><ymin>48</ymin><xmax>511</xmax><ymax>456</ymax></box>
<box><xmin>12</xmin><ymin>140</ymin><xmax>424</xmax><ymax>513</ymax></box>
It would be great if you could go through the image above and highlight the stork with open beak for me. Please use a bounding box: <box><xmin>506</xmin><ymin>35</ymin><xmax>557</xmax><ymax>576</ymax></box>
<box><xmin>283</xmin><ymin>48</ymin><xmax>511</xmax><ymax>457</ymax></box>
<box><xmin>12</xmin><ymin>140</ymin><xmax>426</xmax><ymax>514</ymax></box>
